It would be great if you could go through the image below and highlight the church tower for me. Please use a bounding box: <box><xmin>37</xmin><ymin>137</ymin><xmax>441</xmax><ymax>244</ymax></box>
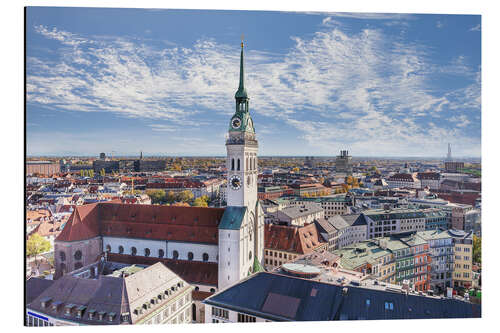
<box><xmin>218</xmin><ymin>39</ymin><xmax>264</xmax><ymax>290</ymax></box>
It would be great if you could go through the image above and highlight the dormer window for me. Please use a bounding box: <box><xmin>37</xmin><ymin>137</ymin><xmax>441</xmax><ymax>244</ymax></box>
<box><xmin>51</xmin><ymin>301</ymin><xmax>63</xmax><ymax>312</ymax></box>
<box><xmin>76</xmin><ymin>305</ymin><xmax>86</xmax><ymax>318</ymax></box>
<box><xmin>40</xmin><ymin>296</ymin><xmax>52</xmax><ymax>309</ymax></box>
<box><xmin>98</xmin><ymin>311</ymin><xmax>106</xmax><ymax>321</ymax></box>
<box><xmin>108</xmin><ymin>312</ymin><xmax>116</xmax><ymax>322</ymax></box>
<box><xmin>88</xmin><ymin>309</ymin><xmax>96</xmax><ymax>320</ymax></box>
<box><xmin>64</xmin><ymin>304</ymin><xmax>75</xmax><ymax>316</ymax></box>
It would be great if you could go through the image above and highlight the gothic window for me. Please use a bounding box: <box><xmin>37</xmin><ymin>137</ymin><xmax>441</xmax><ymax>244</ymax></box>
<box><xmin>249</xmin><ymin>251</ymin><xmax>253</xmax><ymax>261</ymax></box>
<box><xmin>74</xmin><ymin>250</ymin><xmax>82</xmax><ymax>260</ymax></box>
<box><xmin>237</xmin><ymin>159</ymin><xmax>240</xmax><ymax>171</ymax></box>
<box><xmin>144</xmin><ymin>248</ymin><xmax>151</xmax><ymax>257</ymax></box>
<box><xmin>74</xmin><ymin>262</ymin><xmax>83</xmax><ymax>270</ymax></box>
<box><xmin>188</xmin><ymin>252</ymin><xmax>194</xmax><ymax>261</ymax></box>
<box><xmin>231</xmin><ymin>159</ymin><xmax>234</xmax><ymax>171</ymax></box>
<box><xmin>159</xmin><ymin>249</ymin><xmax>165</xmax><ymax>258</ymax></box>
<box><xmin>106</xmin><ymin>245</ymin><xmax>111</xmax><ymax>252</ymax></box>
<box><xmin>131</xmin><ymin>247</ymin><xmax>137</xmax><ymax>256</ymax></box>
<box><xmin>173</xmin><ymin>250</ymin><xmax>179</xmax><ymax>259</ymax></box>
<box><xmin>59</xmin><ymin>251</ymin><xmax>66</xmax><ymax>261</ymax></box>
<box><xmin>203</xmin><ymin>253</ymin><xmax>209</xmax><ymax>262</ymax></box>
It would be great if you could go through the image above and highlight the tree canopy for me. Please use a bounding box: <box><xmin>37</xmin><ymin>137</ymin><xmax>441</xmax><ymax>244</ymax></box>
<box><xmin>27</xmin><ymin>233</ymin><xmax>51</xmax><ymax>258</ymax></box>
<box><xmin>473</xmin><ymin>235</ymin><xmax>481</xmax><ymax>264</ymax></box>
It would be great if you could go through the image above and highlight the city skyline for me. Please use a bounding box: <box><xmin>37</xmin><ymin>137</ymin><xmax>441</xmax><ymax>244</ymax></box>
<box><xmin>26</xmin><ymin>8</ymin><xmax>481</xmax><ymax>157</ymax></box>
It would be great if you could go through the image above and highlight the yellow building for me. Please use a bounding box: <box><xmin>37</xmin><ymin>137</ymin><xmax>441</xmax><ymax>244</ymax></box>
<box><xmin>451</xmin><ymin>231</ymin><xmax>474</xmax><ymax>288</ymax></box>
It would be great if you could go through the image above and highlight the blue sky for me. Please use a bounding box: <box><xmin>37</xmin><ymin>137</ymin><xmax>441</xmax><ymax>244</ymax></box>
<box><xmin>26</xmin><ymin>7</ymin><xmax>481</xmax><ymax>157</ymax></box>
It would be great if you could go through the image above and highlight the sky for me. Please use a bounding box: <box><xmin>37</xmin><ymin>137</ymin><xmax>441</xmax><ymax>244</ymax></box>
<box><xmin>26</xmin><ymin>7</ymin><xmax>481</xmax><ymax>157</ymax></box>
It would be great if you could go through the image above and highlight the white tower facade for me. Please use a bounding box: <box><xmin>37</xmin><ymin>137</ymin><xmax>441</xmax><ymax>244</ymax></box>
<box><xmin>218</xmin><ymin>40</ymin><xmax>264</xmax><ymax>290</ymax></box>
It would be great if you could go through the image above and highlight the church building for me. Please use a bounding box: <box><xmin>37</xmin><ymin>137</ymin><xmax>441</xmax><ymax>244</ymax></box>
<box><xmin>53</xmin><ymin>40</ymin><xmax>264</xmax><ymax>321</ymax></box>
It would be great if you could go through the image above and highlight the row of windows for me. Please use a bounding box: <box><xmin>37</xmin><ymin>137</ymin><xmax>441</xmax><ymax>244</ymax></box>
<box><xmin>105</xmin><ymin>245</ymin><xmax>211</xmax><ymax>262</ymax></box>
<box><xmin>26</xmin><ymin>315</ymin><xmax>54</xmax><ymax>327</ymax></box>
<box><xmin>230</xmin><ymin>157</ymin><xmax>257</xmax><ymax>171</ymax></box>
<box><xmin>212</xmin><ymin>307</ymin><xmax>229</xmax><ymax>320</ymax></box>
<box><xmin>59</xmin><ymin>250</ymin><xmax>82</xmax><ymax>262</ymax></box>
<box><xmin>238</xmin><ymin>313</ymin><xmax>256</xmax><ymax>322</ymax></box>
<box><xmin>144</xmin><ymin>307</ymin><xmax>191</xmax><ymax>325</ymax></box>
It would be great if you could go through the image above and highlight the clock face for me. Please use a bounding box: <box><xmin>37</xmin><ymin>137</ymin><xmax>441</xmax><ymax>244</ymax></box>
<box><xmin>229</xmin><ymin>175</ymin><xmax>242</xmax><ymax>190</ymax></box>
<box><xmin>231</xmin><ymin>117</ymin><xmax>242</xmax><ymax>129</ymax></box>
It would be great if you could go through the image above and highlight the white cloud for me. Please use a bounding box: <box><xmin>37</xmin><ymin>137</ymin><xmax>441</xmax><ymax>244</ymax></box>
<box><xmin>27</xmin><ymin>23</ymin><xmax>480</xmax><ymax>156</ymax></box>
<box><xmin>469</xmin><ymin>24</ymin><xmax>481</xmax><ymax>32</ymax></box>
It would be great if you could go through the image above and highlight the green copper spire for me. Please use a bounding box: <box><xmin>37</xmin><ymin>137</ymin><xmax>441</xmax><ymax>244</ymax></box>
<box><xmin>235</xmin><ymin>39</ymin><xmax>248</xmax><ymax>99</ymax></box>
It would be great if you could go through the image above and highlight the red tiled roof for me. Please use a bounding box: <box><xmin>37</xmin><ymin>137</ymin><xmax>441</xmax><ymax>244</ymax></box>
<box><xmin>56</xmin><ymin>202</ymin><xmax>225</xmax><ymax>244</ymax></box>
<box><xmin>264</xmin><ymin>223</ymin><xmax>325</xmax><ymax>255</ymax></box>
<box><xmin>56</xmin><ymin>203</ymin><xmax>101</xmax><ymax>242</ymax></box>
<box><xmin>107</xmin><ymin>253</ymin><xmax>218</xmax><ymax>286</ymax></box>
<box><xmin>192</xmin><ymin>290</ymin><xmax>214</xmax><ymax>301</ymax></box>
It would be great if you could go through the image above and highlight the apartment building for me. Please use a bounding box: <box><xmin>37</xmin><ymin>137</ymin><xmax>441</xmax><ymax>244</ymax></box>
<box><xmin>450</xmin><ymin>229</ymin><xmax>474</xmax><ymax>288</ymax></box>
<box><xmin>418</xmin><ymin>230</ymin><xmax>454</xmax><ymax>292</ymax></box>
<box><xmin>292</xmin><ymin>195</ymin><xmax>354</xmax><ymax>218</ymax></box>
<box><xmin>364</xmin><ymin>208</ymin><xmax>426</xmax><ymax>239</ymax></box>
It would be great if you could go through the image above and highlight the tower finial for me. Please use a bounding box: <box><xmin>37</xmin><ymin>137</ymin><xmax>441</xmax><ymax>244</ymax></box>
<box><xmin>235</xmin><ymin>35</ymin><xmax>247</xmax><ymax>99</ymax></box>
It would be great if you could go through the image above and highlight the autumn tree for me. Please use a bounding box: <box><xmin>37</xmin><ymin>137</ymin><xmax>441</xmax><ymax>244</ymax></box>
<box><xmin>473</xmin><ymin>235</ymin><xmax>481</xmax><ymax>264</ymax></box>
<box><xmin>177</xmin><ymin>190</ymin><xmax>194</xmax><ymax>203</ymax></box>
<box><xmin>166</xmin><ymin>191</ymin><xmax>176</xmax><ymax>204</ymax></box>
<box><xmin>193</xmin><ymin>196</ymin><xmax>208</xmax><ymax>207</ymax></box>
<box><xmin>146</xmin><ymin>189</ymin><xmax>166</xmax><ymax>204</ymax></box>
<box><xmin>27</xmin><ymin>233</ymin><xmax>51</xmax><ymax>264</ymax></box>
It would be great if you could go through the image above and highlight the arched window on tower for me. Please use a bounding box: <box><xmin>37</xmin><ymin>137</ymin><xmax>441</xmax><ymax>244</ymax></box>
<box><xmin>144</xmin><ymin>248</ymin><xmax>150</xmax><ymax>257</ymax></box>
<box><xmin>59</xmin><ymin>251</ymin><xmax>66</xmax><ymax>262</ymax></box>
<box><xmin>237</xmin><ymin>159</ymin><xmax>240</xmax><ymax>171</ymax></box>
<box><xmin>158</xmin><ymin>249</ymin><xmax>164</xmax><ymax>258</ymax></box>
<box><xmin>173</xmin><ymin>250</ymin><xmax>179</xmax><ymax>259</ymax></box>
<box><xmin>231</xmin><ymin>159</ymin><xmax>234</xmax><ymax>171</ymax></box>
<box><xmin>118</xmin><ymin>246</ymin><xmax>124</xmax><ymax>254</ymax></box>
<box><xmin>74</xmin><ymin>250</ymin><xmax>82</xmax><ymax>261</ymax></box>
<box><xmin>203</xmin><ymin>253</ymin><xmax>209</xmax><ymax>262</ymax></box>
<box><xmin>188</xmin><ymin>252</ymin><xmax>194</xmax><ymax>261</ymax></box>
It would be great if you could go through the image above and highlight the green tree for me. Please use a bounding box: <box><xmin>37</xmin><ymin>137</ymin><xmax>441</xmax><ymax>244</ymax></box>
<box><xmin>27</xmin><ymin>233</ymin><xmax>51</xmax><ymax>264</ymax></box>
<box><xmin>193</xmin><ymin>197</ymin><xmax>208</xmax><ymax>207</ymax></box>
<box><xmin>473</xmin><ymin>235</ymin><xmax>481</xmax><ymax>264</ymax></box>
<box><xmin>166</xmin><ymin>191</ymin><xmax>176</xmax><ymax>204</ymax></box>
<box><xmin>177</xmin><ymin>190</ymin><xmax>194</xmax><ymax>203</ymax></box>
<box><xmin>146</xmin><ymin>189</ymin><xmax>166</xmax><ymax>204</ymax></box>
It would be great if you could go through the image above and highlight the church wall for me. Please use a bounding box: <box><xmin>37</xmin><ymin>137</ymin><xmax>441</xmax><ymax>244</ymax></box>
<box><xmin>54</xmin><ymin>236</ymin><xmax>102</xmax><ymax>279</ymax></box>
<box><xmin>102</xmin><ymin>236</ymin><xmax>219</xmax><ymax>263</ymax></box>
<box><xmin>218</xmin><ymin>229</ymin><xmax>242</xmax><ymax>290</ymax></box>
